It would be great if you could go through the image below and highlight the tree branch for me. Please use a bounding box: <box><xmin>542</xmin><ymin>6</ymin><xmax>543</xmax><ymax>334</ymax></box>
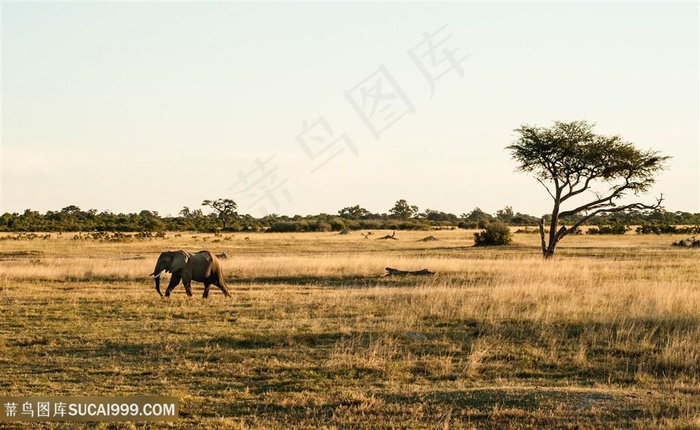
<box><xmin>558</xmin><ymin>181</ymin><xmax>631</xmax><ymax>218</ymax></box>
<box><xmin>536</xmin><ymin>178</ymin><xmax>556</xmax><ymax>200</ymax></box>
<box><xmin>560</xmin><ymin>175</ymin><xmax>595</xmax><ymax>202</ymax></box>
<box><xmin>565</xmin><ymin>197</ymin><xmax>664</xmax><ymax>233</ymax></box>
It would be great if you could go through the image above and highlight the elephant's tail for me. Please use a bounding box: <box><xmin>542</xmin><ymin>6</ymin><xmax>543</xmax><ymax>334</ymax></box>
<box><xmin>217</xmin><ymin>270</ymin><xmax>227</xmax><ymax>287</ymax></box>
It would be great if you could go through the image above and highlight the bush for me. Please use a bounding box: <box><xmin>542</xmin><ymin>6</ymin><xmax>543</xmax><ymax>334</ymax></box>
<box><xmin>267</xmin><ymin>222</ymin><xmax>302</xmax><ymax>233</ymax></box>
<box><xmin>458</xmin><ymin>221</ymin><xmax>478</xmax><ymax>230</ymax></box>
<box><xmin>395</xmin><ymin>220</ymin><xmax>432</xmax><ymax>231</ymax></box>
<box><xmin>329</xmin><ymin>217</ymin><xmax>347</xmax><ymax>232</ymax></box>
<box><xmin>636</xmin><ymin>224</ymin><xmax>700</xmax><ymax>235</ymax></box>
<box><xmin>672</xmin><ymin>237</ymin><xmax>700</xmax><ymax>248</ymax></box>
<box><xmin>314</xmin><ymin>221</ymin><xmax>332</xmax><ymax>232</ymax></box>
<box><xmin>587</xmin><ymin>222</ymin><xmax>630</xmax><ymax>235</ymax></box>
<box><xmin>636</xmin><ymin>224</ymin><xmax>675</xmax><ymax>234</ymax></box>
<box><xmin>473</xmin><ymin>222</ymin><xmax>513</xmax><ymax>246</ymax></box>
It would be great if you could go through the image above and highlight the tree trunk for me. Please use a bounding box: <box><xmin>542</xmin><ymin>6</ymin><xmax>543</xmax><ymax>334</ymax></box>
<box><xmin>540</xmin><ymin>217</ymin><xmax>557</xmax><ymax>259</ymax></box>
<box><xmin>539</xmin><ymin>216</ymin><xmax>559</xmax><ymax>259</ymax></box>
<box><xmin>538</xmin><ymin>217</ymin><xmax>547</xmax><ymax>256</ymax></box>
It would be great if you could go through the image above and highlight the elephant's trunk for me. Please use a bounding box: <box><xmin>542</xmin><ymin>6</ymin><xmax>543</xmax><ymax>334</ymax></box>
<box><xmin>152</xmin><ymin>263</ymin><xmax>164</xmax><ymax>297</ymax></box>
<box><xmin>150</xmin><ymin>272</ymin><xmax>163</xmax><ymax>297</ymax></box>
<box><xmin>154</xmin><ymin>273</ymin><xmax>162</xmax><ymax>297</ymax></box>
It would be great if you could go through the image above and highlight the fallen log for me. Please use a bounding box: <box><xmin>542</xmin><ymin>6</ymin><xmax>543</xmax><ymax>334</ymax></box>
<box><xmin>418</xmin><ymin>235</ymin><xmax>438</xmax><ymax>242</ymax></box>
<box><xmin>377</xmin><ymin>230</ymin><xmax>398</xmax><ymax>240</ymax></box>
<box><xmin>385</xmin><ymin>267</ymin><xmax>435</xmax><ymax>276</ymax></box>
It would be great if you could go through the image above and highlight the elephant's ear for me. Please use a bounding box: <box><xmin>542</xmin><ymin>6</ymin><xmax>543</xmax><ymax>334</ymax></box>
<box><xmin>170</xmin><ymin>251</ymin><xmax>189</xmax><ymax>272</ymax></box>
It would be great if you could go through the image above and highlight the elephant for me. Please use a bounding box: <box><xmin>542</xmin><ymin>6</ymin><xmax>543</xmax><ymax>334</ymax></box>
<box><xmin>150</xmin><ymin>250</ymin><xmax>230</xmax><ymax>298</ymax></box>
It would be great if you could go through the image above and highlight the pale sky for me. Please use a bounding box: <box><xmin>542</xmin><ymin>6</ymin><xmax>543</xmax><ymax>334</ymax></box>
<box><xmin>2</xmin><ymin>2</ymin><xmax>698</xmax><ymax>217</ymax></box>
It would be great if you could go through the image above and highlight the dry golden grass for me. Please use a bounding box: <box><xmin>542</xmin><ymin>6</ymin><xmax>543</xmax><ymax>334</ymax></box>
<box><xmin>1</xmin><ymin>230</ymin><xmax>699</xmax><ymax>428</ymax></box>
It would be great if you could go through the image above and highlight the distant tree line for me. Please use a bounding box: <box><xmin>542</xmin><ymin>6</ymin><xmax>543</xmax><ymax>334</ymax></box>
<box><xmin>1</xmin><ymin>199</ymin><xmax>699</xmax><ymax>233</ymax></box>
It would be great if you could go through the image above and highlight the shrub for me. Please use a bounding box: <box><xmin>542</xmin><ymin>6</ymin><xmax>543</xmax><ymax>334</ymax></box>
<box><xmin>679</xmin><ymin>225</ymin><xmax>700</xmax><ymax>235</ymax></box>
<box><xmin>267</xmin><ymin>222</ymin><xmax>301</xmax><ymax>233</ymax></box>
<box><xmin>314</xmin><ymin>221</ymin><xmax>332</xmax><ymax>232</ymax></box>
<box><xmin>473</xmin><ymin>222</ymin><xmax>513</xmax><ymax>246</ymax></box>
<box><xmin>458</xmin><ymin>221</ymin><xmax>478</xmax><ymax>230</ymax></box>
<box><xmin>395</xmin><ymin>221</ymin><xmax>431</xmax><ymax>231</ymax></box>
<box><xmin>587</xmin><ymin>222</ymin><xmax>630</xmax><ymax>235</ymax></box>
<box><xmin>348</xmin><ymin>220</ymin><xmax>378</xmax><ymax>230</ymax></box>
<box><xmin>636</xmin><ymin>224</ymin><xmax>676</xmax><ymax>234</ymax></box>
<box><xmin>636</xmin><ymin>224</ymin><xmax>700</xmax><ymax>235</ymax></box>
<box><xmin>329</xmin><ymin>217</ymin><xmax>347</xmax><ymax>232</ymax></box>
<box><xmin>672</xmin><ymin>237</ymin><xmax>700</xmax><ymax>248</ymax></box>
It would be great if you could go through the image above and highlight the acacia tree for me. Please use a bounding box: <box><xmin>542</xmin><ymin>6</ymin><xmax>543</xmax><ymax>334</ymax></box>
<box><xmin>508</xmin><ymin>120</ymin><xmax>669</xmax><ymax>258</ymax></box>
<box><xmin>202</xmin><ymin>199</ymin><xmax>238</xmax><ymax>230</ymax></box>
<box><xmin>389</xmin><ymin>199</ymin><xmax>419</xmax><ymax>220</ymax></box>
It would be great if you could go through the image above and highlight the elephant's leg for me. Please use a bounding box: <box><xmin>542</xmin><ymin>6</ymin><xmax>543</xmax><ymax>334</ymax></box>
<box><xmin>182</xmin><ymin>271</ymin><xmax>193</xmax><ymax>297</ymax></box>
<box><xmin>164</xmin><ymin>272</ymin><xmax>182</xmax><ymax>297</ymax></box>
<box><xmin>202</xmin><ymin>284</ymin><xmax>211</xmax><ymax>299</ymax></box>
<box><xmin>216</xmin><ymin>282</ymin><xmax>231</xmax><ymax>297</ymax></box>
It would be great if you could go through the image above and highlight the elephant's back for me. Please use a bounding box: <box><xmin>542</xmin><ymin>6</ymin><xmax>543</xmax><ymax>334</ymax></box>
<box><xmin>195</xmin><ymin>250</ymin><xmax>214</xmax><ymax>260</ymax></box>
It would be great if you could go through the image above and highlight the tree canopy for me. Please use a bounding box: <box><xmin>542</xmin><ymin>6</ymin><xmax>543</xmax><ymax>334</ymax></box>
<box><xmin>338</xmin><ymin>205</ymin><xmax>371</xmax><ymax>220</ymax></box>
<box><xmin>389</xmin><ymin>199</ymin><xmax>419</xmax><ymax>220</ymax></box>
<box><xmin>202</xmin><ymin>199</ymin><xmax>238</xmax><ymax>230</ymax></box>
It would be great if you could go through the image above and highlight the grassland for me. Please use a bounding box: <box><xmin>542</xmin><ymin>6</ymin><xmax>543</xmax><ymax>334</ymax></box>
<box><xmin>1</xmin><ymin>230</ymin><xmax>699</xmax><ymax>429</ymax></box>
